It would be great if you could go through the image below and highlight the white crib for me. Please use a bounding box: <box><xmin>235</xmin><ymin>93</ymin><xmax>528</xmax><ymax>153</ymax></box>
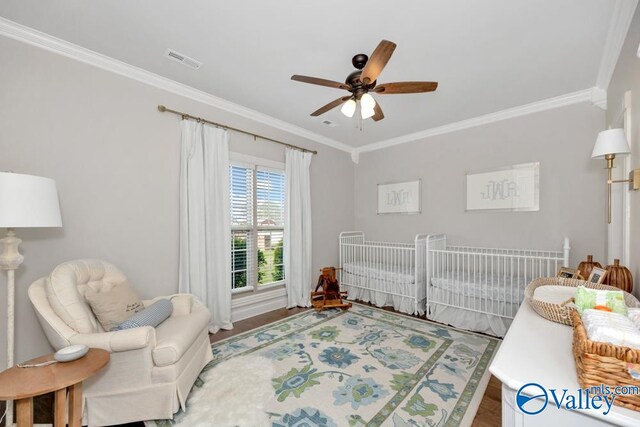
<box><xmin>339</xmin><ymin>231</ymin><xmax>570</xmax><ymax>337</ymax></box>
<box><xmin>424</xmin><ymin>234</ymin><xmax>570</xmax><ymax>336</ymax></box>
<box><xmin>339</xmin><ymin>231</ymin><xmax>429</xmax><ymax>316</ymax></box>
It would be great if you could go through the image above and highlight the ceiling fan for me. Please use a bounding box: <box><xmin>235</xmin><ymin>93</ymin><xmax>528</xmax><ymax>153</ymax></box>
<box><xmin>291</xmin><ymin>40</ymin><xmax>438</xmax><ymax>122</ymax></box>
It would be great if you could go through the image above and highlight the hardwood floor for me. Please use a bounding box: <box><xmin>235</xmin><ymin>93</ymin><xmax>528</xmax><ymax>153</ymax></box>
<box><xmin>210</xmin><ymin>307</ymin><xmax>308</xmax><ymax>344</ymax></box>
<box><xmin>474</xmin><ymin>375</ymin><xmax>502</xmax><ymax>426</ymax></box>
<box><xmin>23</xmin><ymin>305</ymin><xmax>501</xmax><ymax>426</ymax></box>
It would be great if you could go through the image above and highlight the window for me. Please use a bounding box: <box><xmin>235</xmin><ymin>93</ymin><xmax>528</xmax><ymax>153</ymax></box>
<box><xmin>230</xmin><ymin>156</ymin><xmax>285</xmax><ymax>293</ymax></box>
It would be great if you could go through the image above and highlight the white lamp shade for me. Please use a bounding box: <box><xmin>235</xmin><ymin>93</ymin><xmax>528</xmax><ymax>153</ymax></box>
<box><xmin>592</xmin><ymin>128</ymin><xmax>631</xmax><ymax>158</ymax></box>
<box><xmin>0</xmin><ymin>172</ymin><xmax>62</xmax><ymax>228</ymax></box>
<box><xmin>360</xmin><ymin>93</ymin><xmax>376</xmax><ymax>111</ymax></box>
<box><xmin>340</xmin><ymin>99</ymin><xmax>356</xmax><ymax>118</ymax></box>
<box><xmin>361</xmin><ymin>107</ymin><xmax>375</xmax><ymax>119</ymax></box>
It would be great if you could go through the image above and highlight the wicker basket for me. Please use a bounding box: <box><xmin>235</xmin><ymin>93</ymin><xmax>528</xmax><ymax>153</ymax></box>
<box><xmin>525</xmin><ymin>277</ymin><xmax>638</xmax><ymax>326</ymax></box>
<box><xmin>571</xmin><ymin>309</ymin><xmax>640</xmax><ymax>411</ymax></box>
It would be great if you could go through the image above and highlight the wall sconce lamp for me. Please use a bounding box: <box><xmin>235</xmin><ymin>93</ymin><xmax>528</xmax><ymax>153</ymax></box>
<box><xmin>591</xmin><ymin>128</ymin><xmax>640</xmax><ymax>223</ymax></box>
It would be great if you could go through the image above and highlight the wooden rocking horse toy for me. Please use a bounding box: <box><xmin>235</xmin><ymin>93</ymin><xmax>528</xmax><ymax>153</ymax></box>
<box><xmin>311</xmin><ymin>267</ymin><xmax>352</xmax><ymax>311</ymax></box>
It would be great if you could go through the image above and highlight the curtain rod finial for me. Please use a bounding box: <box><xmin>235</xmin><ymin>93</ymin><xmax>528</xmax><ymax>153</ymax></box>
<box><xmin>157</xmin><ymin>105</ymin><xmax>166</xmax><ymax>112</ymax></box>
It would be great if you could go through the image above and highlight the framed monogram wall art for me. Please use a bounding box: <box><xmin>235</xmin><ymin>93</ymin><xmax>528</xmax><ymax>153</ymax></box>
<box><xmin>465</xmin><ymin>162</ymin><xmax>539</xmax><ymax>212</ymax></box>
<box><xmin>377</xmin><ymin>180</ymin><xmax>421</xmax><ymax>214</ymax></box>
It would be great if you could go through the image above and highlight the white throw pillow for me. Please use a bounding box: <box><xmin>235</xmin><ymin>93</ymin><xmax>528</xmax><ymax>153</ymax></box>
<box><xmin>84</xmin><ymin>281</ymin><xmax>144</xmax><ymax>331</ymax></box>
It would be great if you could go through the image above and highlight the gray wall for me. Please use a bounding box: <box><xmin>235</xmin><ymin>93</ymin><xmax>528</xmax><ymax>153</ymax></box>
<box><xmin>606</xmin><ymin>6</ymin><xmax>640</xmax><ymax>297</ymax></box>
<box><xmin>354</xmin><ymin>102</ymin><xmax>606</xmax><ymax>267</ymax></box>
<box><xmin>0</xmin><ymin>36</ymin><xmax>354</xmax><ymax>365</ymax></box>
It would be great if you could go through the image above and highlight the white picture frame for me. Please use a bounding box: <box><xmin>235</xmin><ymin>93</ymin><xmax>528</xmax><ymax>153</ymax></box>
<box><xmin>377</xmin><ymin>180</ymin><xmax>421</xmax><ymax>215</ymax></box>
<box><xmin>466</xmin><ymin>162</ymin><xmax>540</xmax><ymax>212</ymax></box>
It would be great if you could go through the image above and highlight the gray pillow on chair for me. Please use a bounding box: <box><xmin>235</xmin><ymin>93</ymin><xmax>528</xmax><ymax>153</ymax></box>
<box><xmin>112</xmin><ymin>299</ymin><xmax>173</xmax><ymax>331</ymax></box>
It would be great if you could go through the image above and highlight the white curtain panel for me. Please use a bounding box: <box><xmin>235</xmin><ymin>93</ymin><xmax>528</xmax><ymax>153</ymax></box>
<box><xmin>179</xmin><ymin>120</ymin><xmax>233</xmax><ymax>333</ymax></box>
<box><xmin>284</xmin><ymin>148</ymin><xmax>313</xmax><ymax>308</ymax></box>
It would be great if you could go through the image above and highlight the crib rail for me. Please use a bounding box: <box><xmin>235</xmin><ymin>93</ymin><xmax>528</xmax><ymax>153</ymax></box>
<box><xmin>445</xmin><ymin>245</ymin><xmax>563</xmax><ymax>258</ymax></box>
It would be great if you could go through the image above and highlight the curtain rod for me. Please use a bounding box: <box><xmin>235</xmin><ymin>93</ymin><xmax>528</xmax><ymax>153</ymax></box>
<box><xmin>157</xmin><ymin>105</ymin><xmax>318</xmax><ymax>155</ymax></box>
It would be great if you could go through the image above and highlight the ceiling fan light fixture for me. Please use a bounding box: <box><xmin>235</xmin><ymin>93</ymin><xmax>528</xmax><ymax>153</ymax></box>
<box><xmin>291</xmin><ymin>40</ymin><xmax>438</xmax><ymax>123</ymax></box>
<box><xmin>361</xmin><ymin>107</ymin><xmax>375</xmax><ymax>120</ymax></box>
<box><xmin>341</xmin><ymin>99</ymin><xmax>357</xmax><ymax>117</ymax></box>
<box><xmin>360</xmin><ymin>93</ymin><xmax>376</xmax><ymax>111</ymax></box>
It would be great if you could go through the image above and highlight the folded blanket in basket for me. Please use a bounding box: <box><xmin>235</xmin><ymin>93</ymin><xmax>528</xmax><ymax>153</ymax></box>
<box><xmin>582</xmin><ymin>309</ymin><xmax>640</xmax><ymax>350</ymax></box>
<box><xmin>574</xmin><ymin>286</ymin><xmax>627</xmax><ymax>315</ymax></box>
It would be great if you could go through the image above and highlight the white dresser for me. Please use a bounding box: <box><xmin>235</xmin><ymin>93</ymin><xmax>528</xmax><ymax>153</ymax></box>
<box><xmin>489</xmin><ymin>301</ymin><xmax>640</xmax><ymax>426</ymax></box>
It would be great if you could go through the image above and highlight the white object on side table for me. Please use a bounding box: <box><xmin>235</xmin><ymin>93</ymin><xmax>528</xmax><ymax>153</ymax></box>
<box><xmin>54</xmin><ymin>344</ymin><xmax>89</xmax><ymax>363</ymax></box>
<box><xmin>0</xmin><ymin>172</ymin><xmax>62</xmax><ymax>426</ymax></box>
<box><xmin>490</xmin><ymin>300</ymin><xmax>640</xmax><ymax>426</ymax></box>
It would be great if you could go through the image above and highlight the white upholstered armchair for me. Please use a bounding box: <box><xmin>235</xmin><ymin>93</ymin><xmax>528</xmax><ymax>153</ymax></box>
<box><xmin>28</xmin><ymin>259</ymin><xmax>213</xmax><ymax>426</ymax></box>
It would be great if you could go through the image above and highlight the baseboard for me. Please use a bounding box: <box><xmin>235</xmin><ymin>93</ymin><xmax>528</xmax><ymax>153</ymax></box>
<box><xmin>231</xmin><ymin>287</ymin><xmax>287</xmax><ymax>322</ymax></box>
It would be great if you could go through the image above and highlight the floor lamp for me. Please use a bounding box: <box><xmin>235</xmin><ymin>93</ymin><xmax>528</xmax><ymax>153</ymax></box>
<box><xmin>0</xmin><ymin>172</ymin><xmax>62</xmax><ymax>427</ymax></box>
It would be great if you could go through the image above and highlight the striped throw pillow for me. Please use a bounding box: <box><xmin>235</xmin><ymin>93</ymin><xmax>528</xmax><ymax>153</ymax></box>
<box><xmin>112</xmin><ymin>299</ymin><xmax>173</xmax><ymax>331</ymax></box>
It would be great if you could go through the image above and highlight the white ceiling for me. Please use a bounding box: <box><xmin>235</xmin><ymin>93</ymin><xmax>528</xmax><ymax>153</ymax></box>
<box><xmin>0</xmin><ymin>1</ymin><xmax>617</xmax><ymax>148</ymax></box>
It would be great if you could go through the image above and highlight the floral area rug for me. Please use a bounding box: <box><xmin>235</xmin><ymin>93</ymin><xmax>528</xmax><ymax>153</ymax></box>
<box><xmin>151</xmin><ymin>303</ymin><xmax>499</xmax><ymax>427</ymax></box>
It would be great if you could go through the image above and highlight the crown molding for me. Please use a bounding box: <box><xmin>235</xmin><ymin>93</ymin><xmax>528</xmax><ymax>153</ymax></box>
<box><xmin>356</xmin><ymin>88</ymin><xmax>596</xmax><ymax>154</ymax></box>
<box><xmin>0</xmin><ymin>17</ymin><xmax>353</xmax><ymax>155</ymax></box>
<box><xmin>595</xmin><ymin>0</ymin><xmax>639</xmax><ymax>90</ymax></box>
<box><xmin>350</xmin><ymin>151</ymin><xmax>360</xmax><ymax>164</ymax></box>
<box><xmin>590</xmin><ymin>87</ymin><xmax>608</xmax><ymax>110</ymax></box>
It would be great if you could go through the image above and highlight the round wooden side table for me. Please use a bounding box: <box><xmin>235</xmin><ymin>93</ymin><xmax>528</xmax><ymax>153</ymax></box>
<box><xmin>0</xmin><ymin>348</ymin><xmax>109</xmax><ymax>427</ymax></box>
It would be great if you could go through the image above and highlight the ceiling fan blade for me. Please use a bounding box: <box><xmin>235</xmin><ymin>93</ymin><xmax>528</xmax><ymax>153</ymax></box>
<box><xmin>373</xmin><ymin>81</ymin><xmax>438</xmax><ymax>94</ymax></box>
<box><xmin>291</xmin><ymin>75</ymin><xmax>351</xmax><ymax>91</ymax></box>
<box><xmin>372</xmin><ymin>102</ymin><xmax>384</xmax><ymax>122</ymax></box>
<box><xmin>310</xmin><ymin>96</ymin><xmax>351</xmax><ymax>116</ymax></box>
<box><xmin>360</xmin><ymin>40</ymin><xmax>397</xmax><ymax>85</ymax></box>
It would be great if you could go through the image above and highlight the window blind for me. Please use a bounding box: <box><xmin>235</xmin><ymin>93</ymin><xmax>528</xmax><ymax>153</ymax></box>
<box><xmin>256</xmin><ymin>169</ymin><xmax>285</xmax><ymax>227</ymax></box>
<box><xmin>230</xmin><ymin>165</ymin><xmax>253</xmax><ymax>227</ymax></box>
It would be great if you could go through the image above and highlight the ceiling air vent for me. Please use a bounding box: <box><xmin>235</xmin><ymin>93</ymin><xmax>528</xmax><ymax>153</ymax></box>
<box><xmin>321</xmin><ymin>120</ymin><xmax>338</xmax><ymax>127</ymax></box>
<box><xmin>164</xmin><ymin>49</ymin><xmax>202</xmax><ymax>70</ymax></box>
